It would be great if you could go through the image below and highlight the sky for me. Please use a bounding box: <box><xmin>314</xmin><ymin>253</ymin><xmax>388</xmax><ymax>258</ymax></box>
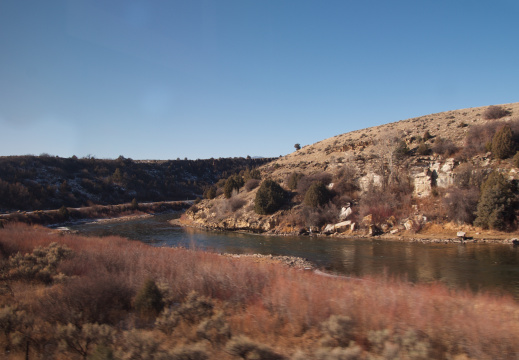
<box><xmin>1</xmin><ymin>0</ymin><xmax>518</xmax><ymax>160</ymax></box>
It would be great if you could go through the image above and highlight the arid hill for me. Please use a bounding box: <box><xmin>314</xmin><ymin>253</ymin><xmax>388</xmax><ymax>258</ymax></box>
<box><xmin>185</xmin><ymin>102</ymin><xmax>519</xmax><ymax>240</ymax></box>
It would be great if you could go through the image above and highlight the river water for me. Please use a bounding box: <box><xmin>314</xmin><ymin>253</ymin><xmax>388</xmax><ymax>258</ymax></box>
<box><xmin>69</xmin><ymin>212</ymin><xmax>519</xmax><ymax>300</ymax></box>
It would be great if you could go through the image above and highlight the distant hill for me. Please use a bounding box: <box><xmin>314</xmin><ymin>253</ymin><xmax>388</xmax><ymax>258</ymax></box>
<box><xmin>0</xmin><ymin>156</ymin><xmax>272</xmax><ymax>211</ymax></box>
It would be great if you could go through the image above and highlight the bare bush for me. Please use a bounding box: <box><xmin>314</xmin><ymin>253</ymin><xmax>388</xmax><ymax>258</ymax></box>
<box><xmin>453</xmin><ymin>163</ymin><xmax>484</xmax><ymax>190</ymax></box>
<box><xmin>229</xmin><ymin>197</ymin><xmax>246</xmax><ymax>212</ymax></box>
<box><xmin>443</xmin><ymin>187</ymin><xmax>479</xmax><ymax>224</ymax></box>
<box><xmin>244</xmin><ymin>179</ymin><xmax>260</xmax><ymax>191</ymax></box>
<box><xmin>296</xmin><ymin>172</ymin><xmax>332</xmax><ymax>199</ymax></box>
<box><xmin>483</xmin><ymin>105</ymin><xmax>511</xmax><ymax>120</ymax></box>
<box><xmin>40</xmin><ymin>273</ymin><xmax>133</xmax><ymax>326</ymax></box>
<box><xmin>463</xmin><ymin>121</ymin><xmax>503</xmax><ymax>157</ymax></box>
<box><xmin>432</xmin><ymin>137</ymin><xmax>458</xmax><ymax>157</ymax></box>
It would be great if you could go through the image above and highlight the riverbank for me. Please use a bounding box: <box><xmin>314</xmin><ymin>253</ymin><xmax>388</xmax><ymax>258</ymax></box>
<box><xmin>176</xmin><ymin>213</ymin><xmax>519</xmax><ymax>244</ymax></box>
<box><xmin>0</xmin><ymin>200</ymin><xmax>193</xmax><ymax>227</ymax></box>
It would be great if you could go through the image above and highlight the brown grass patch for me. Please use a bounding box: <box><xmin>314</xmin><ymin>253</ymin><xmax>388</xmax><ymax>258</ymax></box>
<box><xmin>1</xmin><ymin>223</ymin><xmax>519</xmax><ymax>359</ymax></box>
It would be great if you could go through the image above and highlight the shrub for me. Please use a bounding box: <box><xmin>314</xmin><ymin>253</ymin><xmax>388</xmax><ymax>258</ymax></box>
<box><xmin>514</xmin><ymin>151</ymin><xmax>519</xmax><ymax>167</ymax></box>
<box><xmin>474</xmin><ymin>172</ymin><xmax>515</xmax><ymax>230</ymax></box>
<box><xmin>254</xmin><ymin>180</ymin><xmax>287</xmax><ymax>215</ymax></box>
<box><xmin>57</xmin><ymin>322</ymin><xmax>114</xmax><ymax>359</ymax></box>
<box><xmin>287</xmin><ymin>172</ymin><xmax>303</xmax><ymax>190</ymax></box>
<box><xmin>443</xmin><ymin>187</ymin><xmax>479</xmax><ymax>224</ymax></box>
<box><xmin>294</xmin><ymin>143</ymin><xmax>301</xmax><ymax>151</ymax></box>
<box><xmin>453</xmin><ymin>163</ymin><xmax>484</xmax><ymax>189</ymax></box>
<box><xmin>58</xmin><ymin>205</ymin><xmax>70</xmax><ymax>220</ymax></box>
<box><xmin>133</xmin><ymin>279</ymin><xmax>164</xmax><ymax>317</ymax></box>
<box><xmin>491</xmin><ymin>125</ymin><xmax>515</xmax><ymax>159</ymax></box>
<box><xmin>224</xmin><ymin>175</ymin><xmax>244</xmax><ymax>199</ymax></box>
<box><xmin>226</xmin><ymin>335</ymin><xmax>285</xmax><ymax>360</ymax></box>
<box><xmin>463</xmin><ymin>122</ymin><xmax>502</xmax><ymax>156</ymax></box>
<box><xmin>320</xmin><ymin>315</ymin><xmax>355</xmax><ymax>348</ymax></box>
<box><xmin>229</xmin><ymin>197</ymin><xmax>246</xmax><ymax>211</ymax></box>
<box><xmin>169</xmin><ymin>343</ymin><xmax>208</xmax><ymax>360</ymax></box>
<box><xmin>176</xmin><ymin>292</ymin><xmax>214</xmax><ymax>324</ymax></box>
<box><xmin>297</xmin><ymin>173</ymin><xmax>332</xmax><ymax>198</ymax></box>
<box><xmin>367</xmin><ymin>329</ymin><xmax>432</xmax><ymax>360</ymax></box>
<box><xmin>432</xmin><ymin>137</ymin><xmax>458</xmax><ymax>157</ymax></box>
<box><xmin>196</xmin><ymin>311</ymin><xmax>231</xmax><ymax>344</ymax></box>
<box><xmin>304</xmin><ymin>182</ymin><xmax>331</xmax><ymax>208</ymax></box>
<box><xmin>483</xmin><ymin>105</ymin><xmax>510</xmax><ymax>120</ymax></box>
<box><xmin>131</xmin><ymin>198</ymin><xmax>139</xmax><ymax>210</ymax></box>
<box><xmin>242</xmin><ymin>168</ymin><xmax>261</xmax><ymax>182</ymax></box>
<box><xmin>244</xmin><ymin>179</ymin><xmax>260</xmax><ymax>191</ymax></box>
<box><xmin>155</xmin><ymin>308</ymin><xmax>180</xmax><ymax>335</ymax></box>
<box><xmin>416</xmin><ymin>142</ymin><xmax>431</xmax><ymax>155</ymax></box>
<box><xmin>203</xmin><ymin>186</ymin><xmax>217</xmax><ymax>199</ymax></box>
<box><xmin>6</xmin><ymin>242</ymin><xmax>72</xmax><ymax>283</ymax></box>
<box><xmin>422</xmin><ymin>130</ymin><xmax>432</xmax><ymax>141</ymax></box>
<box><xmin>394</xmin><ymin>140</ymin><xmax>410</xmax><ymax>159</ymax></box>
<box><xmin>116</xmin><ymin>329</ymin><xmax>164</xmax><ymax>360</ymax></box>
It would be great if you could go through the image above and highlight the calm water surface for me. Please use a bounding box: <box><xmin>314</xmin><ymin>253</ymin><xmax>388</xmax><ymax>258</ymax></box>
<box><xmin>69</xmin><ymin>213</ymin><xmax>519</xmax><ymax>299</ymax></box>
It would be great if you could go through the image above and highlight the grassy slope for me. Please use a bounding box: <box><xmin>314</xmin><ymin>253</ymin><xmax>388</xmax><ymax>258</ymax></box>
<box><xmin>1</xmin><ymin>223</ymin><xmax>519</xmax><ymax>359</ymax></box>
<box><xmin>264</xmin><ymin>102</ymin><xmax>519</xmax><ymax>181</ymax></box>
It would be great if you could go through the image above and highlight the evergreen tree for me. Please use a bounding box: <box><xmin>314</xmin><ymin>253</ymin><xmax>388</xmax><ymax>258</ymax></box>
<box><xmin>474</xmin><ymin>172</ymin><xmax>515</xmax><ymax>230</ymax></box>
<box><xmin>204</xmin><ymin>186</ymin><xmax>217</xmax><ymax>199</ymax></box>
<box><xmin>491</xmin><ymin>125</ymin><xmax>515</xmax><ymax>159</ymax></box>
<box><xmin>254</xmin><ymin>180</ymin><xmax>287</xmax><ymax>215</ymax></box>
<box><xmin>304</xmin><ymin>182</ymin><xmax>331</xmax><ymax>208</ymax></box>
<box><xmin>223</xmin><ymin>175</ymin><xmax>243</xmax><ymax>199</ymax></box>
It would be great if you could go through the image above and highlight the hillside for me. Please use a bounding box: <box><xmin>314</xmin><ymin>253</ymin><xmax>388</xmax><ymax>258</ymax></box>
<box><xmin>185</xmin><ymin>102</ymin><xmax>519</xmax><ymax>239</ymax></box>
<box><xmin>0</xmin><ymin>156</ymin><xmax>271</xmax><ymax>212</ymax></box>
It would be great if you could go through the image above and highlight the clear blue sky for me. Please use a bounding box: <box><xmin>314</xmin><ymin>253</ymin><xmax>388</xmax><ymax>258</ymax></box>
<box><xmin>1</xmin><ymin>0</ymin><xmax>518</xmax><ymax>160</ymax></box>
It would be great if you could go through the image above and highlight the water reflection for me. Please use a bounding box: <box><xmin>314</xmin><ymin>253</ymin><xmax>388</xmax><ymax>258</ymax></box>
<box><xmin>69</xmin><ymin>213</ymin><xmax>519</xmax><ymax>299</ymax></box>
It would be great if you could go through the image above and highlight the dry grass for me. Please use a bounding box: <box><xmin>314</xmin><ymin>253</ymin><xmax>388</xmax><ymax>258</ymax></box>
<box><xmin>1</xmin><ymin>223</ymin><xmax>519</xmax><ymax>359</ymax></box>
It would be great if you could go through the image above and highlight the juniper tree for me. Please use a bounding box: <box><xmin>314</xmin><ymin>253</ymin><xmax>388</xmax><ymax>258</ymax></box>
<box><xmin>254</xmin><ymin>180</ymin><xmax>287</xmax><ymax>215</ymax></box>
<box><xmin>304</xmin><ymin>182</ymin><xmax>331</xmax><ymax>208</ymax></box>
<box><xmin>474</xmin><ymin>172</ymin><xmax>515</xmax><ymax>230</ymax></box>
<box><xmin>491</xmin><ymin>125</ymin><xmax>515</xmax><ymax>159</ymax></box>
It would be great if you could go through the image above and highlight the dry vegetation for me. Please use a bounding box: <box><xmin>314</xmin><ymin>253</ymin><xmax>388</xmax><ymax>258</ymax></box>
<box><xmin>263</xmin><ymin>102</ymin><xmax>519</xmax><ymax>180</ymax></box>
<box><xmin>188</xmin><ymin>102</ymin><xmax>519</xmax><ymax>238</ymax></box>
<box><xmin>1</xmin><ymin>223</ymin><xmax>519</xmax><ymax>359</ymax></box>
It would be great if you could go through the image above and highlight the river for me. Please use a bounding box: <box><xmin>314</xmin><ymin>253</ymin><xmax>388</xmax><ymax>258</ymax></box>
<box><xmin>69</xmin><ymin>212</ymin><xmax>519</xmax><ymax>300</ymax></box>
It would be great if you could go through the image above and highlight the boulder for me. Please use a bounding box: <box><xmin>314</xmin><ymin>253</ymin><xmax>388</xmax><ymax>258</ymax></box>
<box><xmin>323</xmin><ymin>224</ymin><xmax>335</xmax><ymax>234</ymax></box>
<box><xmin>404</xmin><ymin>220</ymin><xmax>414</xmax><ymax>231</ymax></box>
<box><xmin>339</xmin><ymin>206</ymin><xmax>352</xmax><ymax>220</ymax></box>
<box><xmin>362</xmin><ymin>214</ymin><xmax>373</xmax><ymax>225</ymax></box>
<box><xmin>335</xmin><ymin>220</ymin><xmax>352</xmax><ymax>233</ymax></box>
